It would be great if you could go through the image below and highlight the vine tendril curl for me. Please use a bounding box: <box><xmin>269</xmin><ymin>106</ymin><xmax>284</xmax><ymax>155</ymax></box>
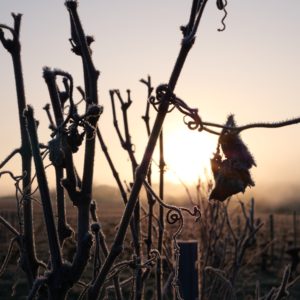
<box><xmin>217</xmin><ymin>0</ymin><xmax>228</xmax><ymax>32</ymax></box>
<box><xmin>143</xmin><ymin>180</ymin><xmax>201</xmax><ymax>299</ymax></box>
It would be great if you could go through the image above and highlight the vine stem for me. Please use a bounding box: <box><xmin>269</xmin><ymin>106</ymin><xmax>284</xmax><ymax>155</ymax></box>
<box><xmin>0</xmin><ymin>216</ymin><xmax>19</xmax><ymax>236</ymax></box>
<box><xmin>65</xmin><ymin>1</ymin><xmax>100</xmax><ymax>280</ymax></box>
<box><xmin>0</xmin><ymin>13</ymin><xmax>39</xmax><ymax>286</ymax></box>
<box><xmin>156</xmin><ymin>130</ymin><xmax>165</xmax><ymax>300</ymax></box>
<box><xmin>25</xmin><ymin>106</ymin><xmax>62</xmax><ymax>271</ymax></box>
<box><xmin>96</xmin><ymin>127</ymin><xmax>140</xmax><ymax>251</ymax></box>
<box><xmin>0</xmin><ymin>148</ymin><xmax>20</xmax><ymax>169</ymax></box>
<box><xmin>202</xmin><ymin>117</ymin><xmax>300</xmax><ymax>134</ymax></box>
<box><xmin>109</xmin><ymin>89</ymin><xmax>143</xmax><ymax>299</ymax></box>
<box><xmin>140</xmin><ymin>76</ymin><xmax>157</xmax><ymax>292</ymax></box>
<box><xmin>43</xmin><ymin>68</ymin><xmax>73</xmax><ymax>244</ymax></box>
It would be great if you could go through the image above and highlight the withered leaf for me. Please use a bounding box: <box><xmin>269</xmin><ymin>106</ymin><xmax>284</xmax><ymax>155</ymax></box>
<box><xmin>210</xmin><ymin>115</ymin><xmax>256</xmax><ymax>201</ymax></box>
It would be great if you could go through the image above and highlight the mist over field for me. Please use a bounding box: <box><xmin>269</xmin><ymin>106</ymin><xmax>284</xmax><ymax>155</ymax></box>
<box><xmin>1</xmin><ymin>182</ymin><xmax>299</xmax><ymax>214</ymax></box>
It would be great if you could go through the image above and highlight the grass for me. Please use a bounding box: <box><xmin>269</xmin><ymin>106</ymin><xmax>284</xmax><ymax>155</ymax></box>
<box><xmin>0</xmin><ymin>192</ymin><xmax>300</xmax><ymax>299</ymax></box>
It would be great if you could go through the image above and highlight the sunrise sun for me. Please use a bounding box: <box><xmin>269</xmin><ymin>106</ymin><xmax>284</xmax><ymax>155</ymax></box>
<box><xmin>162</xmin><ymin>128</ymin><xmax>217</xmax><ymax>185</ymax></box>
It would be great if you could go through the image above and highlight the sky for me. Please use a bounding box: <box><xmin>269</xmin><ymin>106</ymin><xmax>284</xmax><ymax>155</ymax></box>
<box><xmin>0</xmin><ymin>0</ymin><xmax>300</xmax><ymax>202</ymax></box>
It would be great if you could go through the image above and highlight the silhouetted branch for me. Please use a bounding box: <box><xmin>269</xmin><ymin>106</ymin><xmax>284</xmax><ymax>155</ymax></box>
<box><xmin>262</xmin><ymin>265</ymin><xmax>295</xmax><ymax>300</ymax></box>
<box><xmin>96</xmin><ymin>128</ymin><xmax>127</xmax><ymax>202</ymax></box>
<box><xmin>0</xmin><ymin>216</ymin><xmax>19</xmax><ymax>236</ymax></box>
<box><xmin>205</xmin><ymin>266</ymin><xmax>233</xmax><ymax>294</ymax></box>
<box><xmin>0</xmin><ymin>148</ymin><xmax>20</xmax><ymax>169</ymax></box>
<box><xmin>0</xmin><ymin>237</ymin><xmax>18</xmax><ymax>277</ymax></box>
<box><xmin>65</xmin><ymin>1</ymin><xmax>101</xmax><ymax>281</ymax></box>
<box><xmin>272</xmin><ymin>265</ymin><xmax>291</xmax><ymax>300</ymax></box>
<box><xmin>203</xmin><ymin>117</ymin><xmax>300</xmax><ymax>134</ymax></box>
<box><xmin>27</xmin><ymin>276</ymin><xmax>47</xmax><ymax>300</ymax></box>
<box><xmin>109</xmin><ymin>88</ymin><xmax>143</xmax><ymax>298</ymax></box>
<box><xmin>140</xmin><ymin>75</ymin><xmax>154</xmax><ymax>136</ymax></box>
<box><xmin>43</xmin><ymin>103</ymin><xmax>55</xmax><ymax>130</ymax></box>
<box><xmin>150</xmin><ymin>86</ymin><xmax>300</xmax><ymax>136</ymax></box>
<box><xmin>90</xmin><ymin>202</ymin><xmax>123</xmax><ymax>300</ymax></box>
<box><xmin>106</xmin><ymin>277</ymin><xmax>133</xmax><ymax>291</ymax></box>
<box><xmin>43</xmin><ymin>68</ymin><xmax>74</xmax><ymax>244</ymax></box>
<box><xmin>25</xmin><ymin>106</ymin><xmax>62</xmax><ymax>271</ymax></box>
<box><xmin>156</xmin><ymin>130</ymin><xmax>166</xmax><ymax>300</ymax></box>
<box><xmin>110</xmin><ymin>90</ymin><xmax>126</xmax><ymax>146</ymax></box>
<box><xmin>140</xmin><ymin>76</ymin><xmax>158</xmax><ymax>294</ymax></box>
<box><xmin>0</xmin><ymin>13</ymin><xmax>39</xmax><ymax>286</ymax></box>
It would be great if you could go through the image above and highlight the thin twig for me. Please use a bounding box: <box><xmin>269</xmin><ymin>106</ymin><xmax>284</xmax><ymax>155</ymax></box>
<box><xmin>0</xmin><ymin>237</ymin><xmax>18</xmax><ymax>277</ymax></box>
<box><xmin>0</xmin><ymin>148</ymin><xmax>20</xmax><ymax>169</ymax></box>
<box><xmin>0</xmin><ymin>216</ymin><xmax>19</xmax><ymax>236</ymax></box>
<box><xmin>27</xmin><ymin>277</ymin><xmax>47</xmax><ymax>300</ymax></box>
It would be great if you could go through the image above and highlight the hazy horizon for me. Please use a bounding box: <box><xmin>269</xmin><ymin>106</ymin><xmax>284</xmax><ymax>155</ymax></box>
<box><xmin>0</xmin><ymin>180</ymin><xmax>299</xmax><ymax>209</ymax></box>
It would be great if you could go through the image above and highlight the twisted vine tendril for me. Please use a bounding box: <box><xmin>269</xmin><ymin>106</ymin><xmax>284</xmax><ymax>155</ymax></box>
<box><xmin>143</xmin><ymin>180</ymin><xmax>201</xmax><ymax>300</ymax></box>
<box><xmin>166</xmin><ymin>210</ymin><xmax>181</xmax><ymax>225</ymax></box>
<box><xmin>149</xmin><ymin>84</ymin><xmax>204</xmax><ymax>131</ymax></box>
<box><xmin>149</xmin><ymin>84</ymin><xmax>300</xmax><ymax>136</ymax></box>
<box><xmin>217</xmin><ymin>0</ymin><xmax>228</xmax><ymax>32</ymax></box>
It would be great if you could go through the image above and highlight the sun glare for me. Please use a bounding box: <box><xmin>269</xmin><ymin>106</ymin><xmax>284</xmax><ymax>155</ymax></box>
<box><xmin>163</xmin><ymin>128</ymin><xmax>217</xmax><ymax>185</ymax></box>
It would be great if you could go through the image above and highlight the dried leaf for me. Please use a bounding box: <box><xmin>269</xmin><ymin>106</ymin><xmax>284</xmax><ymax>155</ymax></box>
<box><xmin>210</xmin><ymin>115</ymin><xmax>256</xmax><ymax>201</ymax></box>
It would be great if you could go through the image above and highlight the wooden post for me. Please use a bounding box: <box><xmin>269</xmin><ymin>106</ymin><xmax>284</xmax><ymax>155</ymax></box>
<box><xmin>293</xmin><ymin>211</ymin><xmax>297</xmax><ymax>247</ymax></box>
<box><xmin>269</xmin><ymin>214</ymin><xmax>274</xmax><ymax>263</ymax></box>
<box><xmin>178</xmin><ymin>240</ymin><xmax>199</xmax><ymax>300</ymax></box>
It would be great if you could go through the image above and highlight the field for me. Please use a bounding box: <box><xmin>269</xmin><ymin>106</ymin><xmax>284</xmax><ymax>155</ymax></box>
<box><xmin>1</xmin><ymin>188</ymin><xmax>300</xmax><ymax>299</ymax></box>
